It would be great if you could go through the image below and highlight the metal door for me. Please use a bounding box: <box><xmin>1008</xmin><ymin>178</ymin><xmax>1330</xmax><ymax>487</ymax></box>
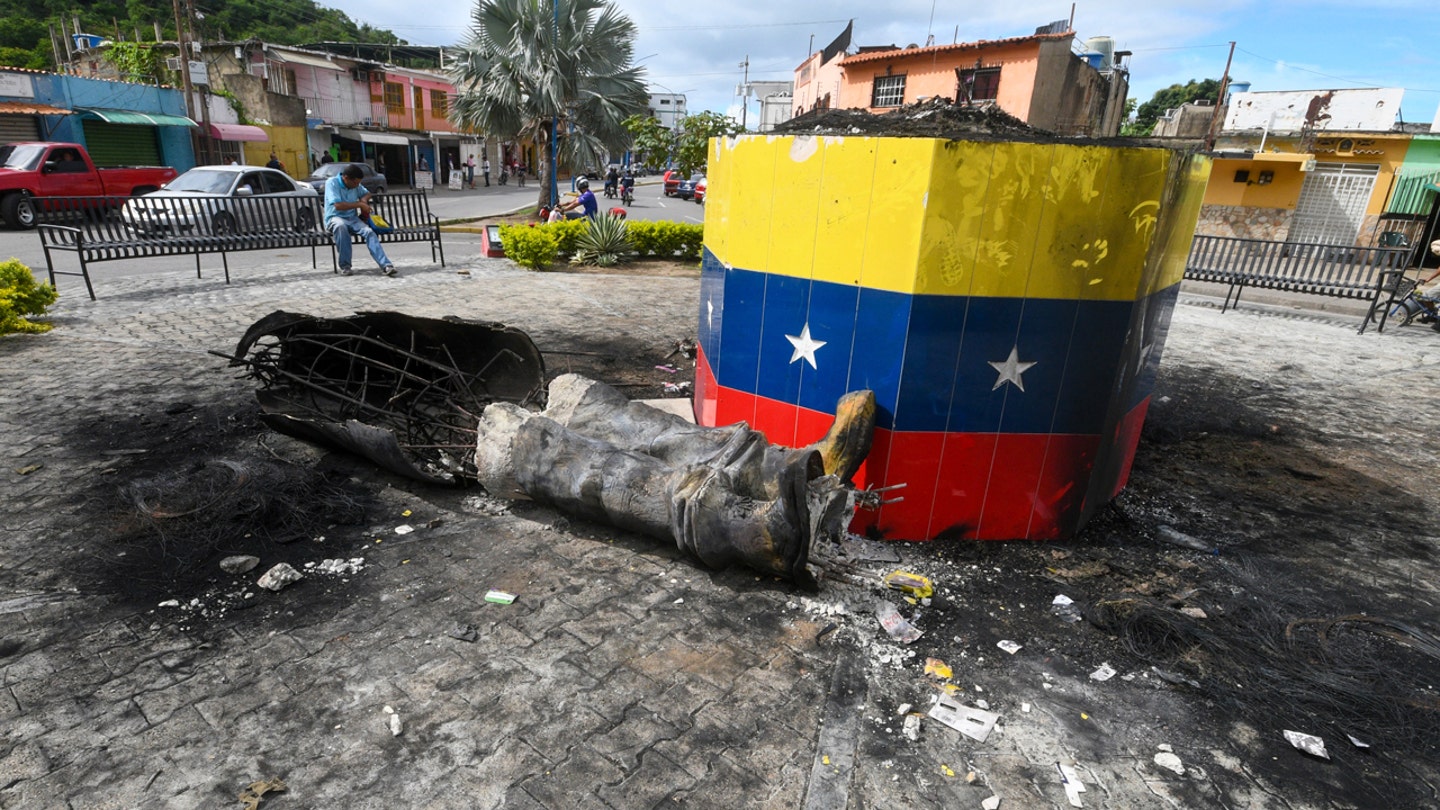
<box><xmin>0</xmin><ymin>114</ymin><xmax>40</xmax><ymax>142</ymax></box>
<box><xmin>81</xmin><ymin>120</ymin><xmax>161</xmax><ymax>167</ymax></box>
<box><xmin>1288</xmin><ymin>162</ymin><xmax>1379</xmax><ymax>246</ymax></box>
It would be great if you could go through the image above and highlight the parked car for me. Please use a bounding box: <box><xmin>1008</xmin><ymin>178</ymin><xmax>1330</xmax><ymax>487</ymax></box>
<box><xmin>0</xmin><ymin>142</ymin><xmax>178</xmax><ymax>229</ymax></box>
<box><xmin>676</xmin><ymin>173</ymin><xmax>705</xmax><ymax>201</ymax></box>
<box><xmin>305</xmin><ymin>162</ymin><xmax>388</xmax><ymax>197</ymax></box>
<box><xmin>663</xmin><ymin>169</ymin><xmax>682</xmax><ymax>197</ymax></box>
<box><xmin>121</xmin><ymin>165</ymin><xmax>319</xmax><ymax>236</ymax></box>
<box><xmin>693</xmin><ymin>176</ymin><xmax>706</xmax><ymax>204</ymax></box>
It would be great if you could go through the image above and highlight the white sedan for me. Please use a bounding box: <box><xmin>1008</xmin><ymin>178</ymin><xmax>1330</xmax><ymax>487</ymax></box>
<box><xmin>122</xmin><ymin>165</ymin><xmax>320</xmax><ymax>236</ymax></box>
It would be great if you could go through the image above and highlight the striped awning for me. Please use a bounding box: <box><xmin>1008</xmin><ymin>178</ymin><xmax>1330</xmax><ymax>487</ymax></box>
<box><xmin>77</xmin><ymin>107</ymin><xmax>197</xmax><ymax>127</ymax></box>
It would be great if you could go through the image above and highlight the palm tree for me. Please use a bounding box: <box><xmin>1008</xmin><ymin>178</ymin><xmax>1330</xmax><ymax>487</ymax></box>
<box><xmin>449</xmin><ymin>0</ymin><xmax>649</xmax><ymax>211</ymax></box>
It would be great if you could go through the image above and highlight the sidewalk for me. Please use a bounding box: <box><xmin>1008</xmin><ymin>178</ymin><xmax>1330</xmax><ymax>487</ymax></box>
<box><xmin>1</xmin><ymin>254</ymin><xmax>1438</xmax><ymax>809</ymax></box>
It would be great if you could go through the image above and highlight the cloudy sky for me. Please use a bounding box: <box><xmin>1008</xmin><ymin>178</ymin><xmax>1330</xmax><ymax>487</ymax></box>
<box><xmin>340</xmin><ymin>0</ymin><xmax>1440</xmax><ymax>127</ymax></box>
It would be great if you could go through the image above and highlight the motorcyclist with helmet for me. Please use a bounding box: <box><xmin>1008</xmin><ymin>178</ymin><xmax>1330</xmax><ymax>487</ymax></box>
<box><xmin>604</xmin><ymin>166</ymin><xmax>619</xmax><ymax>199</ymax></box>
<box><xmin>620</xmin><ymin>166</ymin><xmax>635</xmax><ymax>205</ymax></box>
<box><xmin>560</xmin><ymin>178</ymin><xmax>599</xmax><ymax>220</ymax></box>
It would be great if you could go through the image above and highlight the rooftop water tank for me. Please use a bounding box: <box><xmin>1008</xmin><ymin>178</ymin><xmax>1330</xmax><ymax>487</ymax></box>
<box><xmin>1226</xmin><ymin>81</ymin><xmax>1252</xmax><ymax>103</ymax></box>
<box><xmin>1083</xmin><ymin>36</ymin><xmax>1115</xmax><ymax>70</ymax></box>
<box><xmin>72</xmin><ymin>33</ymin><xmax>105</xmax><ymax>51</ymax></box>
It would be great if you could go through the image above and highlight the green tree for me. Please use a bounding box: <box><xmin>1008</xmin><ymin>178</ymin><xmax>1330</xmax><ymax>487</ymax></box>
<box><xmin>449</xmin><ymin>0</ymin><xmax>650</xmax><ymax>210</ymax></box>
<box><xmin>672</xmin><ymin>111</ymin><xmax>742</xmax><ymax>175</ymax></box>
<box><xmin>1130</xmin><ymin>79</ymin><xmax>1221</xmax><ymax>136</ymax></box>
<box><xmin>621</xmin><ymin>113</ymin><xmax>673</xmax><ymax>168</ymax></box>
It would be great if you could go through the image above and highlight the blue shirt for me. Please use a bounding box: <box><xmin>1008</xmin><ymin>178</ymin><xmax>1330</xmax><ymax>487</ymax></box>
<box><xmin>578</xmin><ymin>189</ymin><xmax>598</xmax><ymax>219</ymax></box>
<box><xmin>324</xmin><ymin>175</ymin><xmax>371</xmax><ymax>224</ymax></box>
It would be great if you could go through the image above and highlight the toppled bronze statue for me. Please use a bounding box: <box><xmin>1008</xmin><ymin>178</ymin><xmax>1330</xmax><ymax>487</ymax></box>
<box><xmin>475</xmin><ymin>374</ymin><xmax>877</xmax><ymax>587</ymax></box>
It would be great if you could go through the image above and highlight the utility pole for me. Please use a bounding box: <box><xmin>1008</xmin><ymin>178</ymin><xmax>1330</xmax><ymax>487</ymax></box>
<box><xmin>1204</xmin><ymin>41</ymin><xmax>1236</xmax><ymax>152</ymax></box>
<box><xmin>739</xmin><ymin>55</ymin><xmax>749</xmax><ymax>130</ymax></box>
<box><xmin>171</xmin><ymin>0</ymin><xmax>202</xmax><ymax>163</ymax></box>
<box><xmin>183</xmin><ymin>0</ymin><xmax>214</xmax><ymax>163</ymax></box>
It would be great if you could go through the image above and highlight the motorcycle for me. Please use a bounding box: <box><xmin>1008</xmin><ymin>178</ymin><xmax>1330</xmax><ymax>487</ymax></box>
<box><xmin>603</xmin><ymin>177</ymin><xmax>618</xmax><ymax>199</ymax></box>
<box><xmin>498</xmin><ymin>169</ymin><xmax>509</xmax><ymax>186</ymax></box>
<box><xmin>620</xmin><ymin>181</ymin><xmax>634</xmax><ymax>206</ymax></box>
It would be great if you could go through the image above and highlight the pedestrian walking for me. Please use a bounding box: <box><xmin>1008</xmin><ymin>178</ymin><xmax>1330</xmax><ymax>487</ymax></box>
<box><xmin>482</xmin><ymin>157</ymin><xmax>491</xmax><ymax>187</ymax></box>
<box><xmin>466</xmin><ymin>155</ymin><xmax>476</xmax><ymax>189</ymax></box>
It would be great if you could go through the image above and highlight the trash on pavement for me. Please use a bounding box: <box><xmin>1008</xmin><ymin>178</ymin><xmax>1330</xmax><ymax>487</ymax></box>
<box><xmin>982</xmin><ymin>796</ymin><xmax>1001</xmax><ymax>810</ymax></box>
<box><xmin>903</xmin><ymin>712</ymin><xmax>922</xmax><ymax>741</ymax></box>
<box><xmin>238</xmin><ymin>777</ymin><xmax>287</xmax><ymax>810</ymax></box>
<box><xmin>929</xmin><ymin>694</ymin><xmax>1000</xmax><ymax>743</ymax></box>
<box><xmin>1153</xmin><ymin>751</ymin><xmax>1185</xmax><ymax>775</ymax></box>
<box><xmin>1284</xmin><ymin>730</ymin><xmax>1330</xmax><ymax>760</ymax></box>
<box><xmin>14</xmin><ymin>463</ymin><xmax>42</xmax><ymax>475</ymax></box>
<box><xmin>1156</xmin><ymin>524</ymin><xmax>1213</xmax><ymax>552</ymax></box>
<box><xmin>884</xmin><ymin>570</ymin><xmax>934</xmax><ymax>599</ymax></box>
<box><xmin>485</xmin><ymin>590</ymin><xmax>517</xmax><ymax>604</ymax></box>
<box><xmin>394</xmin><ymin>524</ymin><xmax>414</xmax><ymax>535</ymax></box>
<box><xmin>875</xmin><ymin>601</ymin><xmax>923</xmax><ymax>643</ymax></box>
<box><xmin>446</xmin><ymin>624</ymin><xmax>479</xmax><ymax>643</ymax></box>
<box><xmin>997</xmin><ymin>640</ymin><xmax>1022</xmax><ymax>655</ymax></box>
<box><xmin>1347</xmin><ymin>734</ymin><xmax>1370</xmax><ymax>749</ymax></box>
<box><xmin>1057</xmin><ymin>762</ymin><xmax>1086</xmax><ymax>807</ymax></box>
<box><xmin>383</xmin><ymin>705</ymin><xmax>403</xmax><ymax>736</ymax></box>
<box><xmin>924</xmin><ymin>657</ymin><xmax>953</xmax><ymax>680</ymax></box>
<box><xmin>1051</xmin><ymin>594</ymin><xmax>1082</xmax><ymax>623</ymax></box>
<box><xmin>1089</xmin><ymin>663</ymin><xmax>1117</xmax><ymax>681</ymax></box>
<box><xmin>816</xmin><ymin>622</ymin><xmax>838</xmax><ymax>642</ymax></box>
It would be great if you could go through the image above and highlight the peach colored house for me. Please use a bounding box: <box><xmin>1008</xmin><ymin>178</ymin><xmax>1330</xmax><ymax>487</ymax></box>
<box><xmin>822</xmin><ymin>29</ymin><xmax>1128</xmax><ymax>137</ymax></box>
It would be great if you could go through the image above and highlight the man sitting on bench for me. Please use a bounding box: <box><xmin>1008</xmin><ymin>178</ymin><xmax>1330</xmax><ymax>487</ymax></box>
<box><xmin>324</xmin><ymin>163</ymin><xmax>397</xmax><ymax>278</ymax></box>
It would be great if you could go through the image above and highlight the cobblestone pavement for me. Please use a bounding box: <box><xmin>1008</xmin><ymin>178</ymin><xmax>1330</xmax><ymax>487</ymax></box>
<box><xmin>2</xmin><ymin>245</ymin><xmax>1439</xmax><ymax>809</ymax></box>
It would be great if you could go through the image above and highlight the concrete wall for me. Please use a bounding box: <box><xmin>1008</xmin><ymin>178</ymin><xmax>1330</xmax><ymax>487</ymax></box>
<box><xmin>697</xmin><ymin>133</ymin><xmax>1210</xmax><ymax>540</ymax></box>
<box><xmin>40</xmin><ymin>74</ymin><xmax>195</xmax><ymax>170</ymax></box>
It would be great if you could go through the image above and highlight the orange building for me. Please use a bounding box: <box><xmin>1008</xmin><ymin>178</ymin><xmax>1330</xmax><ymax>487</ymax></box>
<box><xmin>805</xmin><ymin>28</ymin><xmax>1128</xmax><ymax>137</ymax></box>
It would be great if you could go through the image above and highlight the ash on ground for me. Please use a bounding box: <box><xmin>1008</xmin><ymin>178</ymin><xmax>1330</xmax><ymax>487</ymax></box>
<box><xmin>773</xmin><ymin>97</ymin><xmax>1039</xmax><ymax>140</ymax></box>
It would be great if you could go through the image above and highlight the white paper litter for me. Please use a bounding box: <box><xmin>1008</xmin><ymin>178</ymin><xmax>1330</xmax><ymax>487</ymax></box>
<box><xmin>1089</xmin><ymin>663</ymin><xmax>1117</xmax><ymax>681</ymax></box>
<box><xmin>1057</xmin><ymin>762</ymin><xmax>1086</xmax><ymax>807</ymax></box>
<box><xmin>997</xmin><ymin>640</ymin><xmax>1022</xmax><ymax>655</ymax></box>
<box><xmin>1284</xmin><ymin>730</ymin><xmax>1330</xmax><ymax>759</ymax></box>
<box><xmin>1154</xmin><ymin>752</ymin><xmax>1185</xmax><ymax>775</ymax></box>
<box><xmin>929</xmin><ymin>695</ymin><xmax>1000</xmax><ymax>743</ymax></box>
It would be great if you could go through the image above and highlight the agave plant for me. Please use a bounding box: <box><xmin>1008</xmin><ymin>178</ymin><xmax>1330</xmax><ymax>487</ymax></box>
<box><xmin>570</xmin><ymin>213</ymin><xmax>635</xmax><ymax>267</ymax></box>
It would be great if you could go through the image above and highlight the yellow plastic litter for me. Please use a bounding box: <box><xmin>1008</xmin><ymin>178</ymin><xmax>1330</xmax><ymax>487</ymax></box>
<box><xmin>941</xmin><ymin>764</ymin><xmax>956</xmax><ymax>777</ymax></box>
<box><xmin>238</xmin><ymin>778</ymin><xmax>286</xmax><ymax>810</ymax></box>
<box><xmin>402</xmin><ymin>509</ymin><xmax>412</xmax><ymax>517</ymax></box>
<box><xmin>924</xmin><ymin>658</ymin><xmax>953</xmax><ymax>680</ymax></box>
<box><xmin>884</xmin><ymin>570</ymin><xmax>934</xmax><ymax>599</ymax></box>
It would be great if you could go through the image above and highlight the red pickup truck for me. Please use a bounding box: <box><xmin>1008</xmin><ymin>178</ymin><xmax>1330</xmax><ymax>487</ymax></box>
<box><xmin>0</xmin><ymin>142</ymin><xmax>179</xmax><ymax>229</ymax></box>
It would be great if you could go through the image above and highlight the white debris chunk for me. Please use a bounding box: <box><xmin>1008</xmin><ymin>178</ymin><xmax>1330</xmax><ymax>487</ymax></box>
<box><xmin>1154</xmin><ymin>751</ymin><xmax>1185</xmax><ymax>775</ymax></box>
<box><xmin>982</xmin><ymin>796</ymin><xmax>1002</xmax><ymax>810</ymax></box>
<box><xmin>997</xmin><ymin>640</ymin><xmax>1022</xmax><ymax>655</ymax></box>
<box><xmin>1089</xmin><ymin>663</ymin><xmax>1117</xmax><ymax>681</ymax></box>
<box><xmin>219</xmin><ymin>555</ymin><xmax>260</xmax><ymax>574</ymax></box>
<box><xmin>256</xmin><ymin>562</ymin><xmax>303</xmax><ymax>592</ymax></box>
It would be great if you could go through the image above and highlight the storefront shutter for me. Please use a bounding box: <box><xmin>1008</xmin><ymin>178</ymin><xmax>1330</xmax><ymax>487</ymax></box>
<box><xmin>0</xmin><ymin>114</ymin><xmax>41</xmax><ymax>142</ymax></box>
<box><xmin>81</xmin><ymin>120</ymin><xmax>162</xmax><ymax>167</ymax></box>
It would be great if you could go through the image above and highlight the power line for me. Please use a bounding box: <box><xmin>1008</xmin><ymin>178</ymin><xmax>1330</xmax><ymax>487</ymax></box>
<box><xmin>1235</xmin><ymin>46</ymin><xmax>1440</xmax><ymax>95</ymax></box>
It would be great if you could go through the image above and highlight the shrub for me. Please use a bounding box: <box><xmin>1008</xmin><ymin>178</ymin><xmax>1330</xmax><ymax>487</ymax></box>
<box><xmin>628</xmin><ymin>221</ymin><xmax>704</xmax><ymax>260</ymax></box>
<box><xmin>498</xmin><ymin>224</ymin><xmax>559</xmax><ymax>270</ymax></box>
<box><xmin>548</xmin><ymin>219</ymin><xmax>587</xmax><ymax>256</ymax></box>
<box><xmin>571</xmin><ymin>213</ymin><xmax>635</xmax><ymax>267</ymax></box>
<box><xmin>0</xmin><ymin>258</ymin><xmax>58</xmax><ymax>334</ymax></box>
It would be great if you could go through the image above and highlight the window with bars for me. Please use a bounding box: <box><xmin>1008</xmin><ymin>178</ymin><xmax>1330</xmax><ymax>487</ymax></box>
<box><xmin>958</xmin><ymin>67</ymin><xmax>1001</xmax><ymax>102</ymax></box>
<box><xmin>384</xmin><ymin>82</ymin><xmax>404</xmax><ymax>114</ymax></box>
<box><xmin>871</xmin><ymin>74</ymin><xmax>906</xmax><ymax>108</ymax></box>
<box><xmin>430</xmin><ymin>90</ymin><xmax>448</xmax><ymax>118</ymax></box>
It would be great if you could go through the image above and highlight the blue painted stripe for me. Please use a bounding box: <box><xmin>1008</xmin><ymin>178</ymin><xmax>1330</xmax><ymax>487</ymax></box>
<box><xmin>705</xmin><ymin>260</ymin><xmax>1169</xmax><ymax>435</ymax></box>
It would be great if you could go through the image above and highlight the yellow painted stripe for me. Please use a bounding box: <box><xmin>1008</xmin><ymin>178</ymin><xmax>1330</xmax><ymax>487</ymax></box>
<box><xmin>705</xmin><ymin>135</ymin><xmax>1209</xmax><ymax>302</ymax></box>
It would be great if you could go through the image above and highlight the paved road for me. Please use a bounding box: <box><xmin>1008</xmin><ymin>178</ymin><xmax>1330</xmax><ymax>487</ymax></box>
<box><xmin>2</xmin><ymin>178</ymin><xmax>694</xmax><ymax>284</ymax></box>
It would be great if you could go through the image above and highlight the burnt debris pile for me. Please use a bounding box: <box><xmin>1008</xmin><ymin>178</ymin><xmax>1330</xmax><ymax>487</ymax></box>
<box><xmin>773</xmin><ymin>96</ymin><xmax>1038</xmax><ymax>139</ymax></box>
<box><xmin>222</xmin><ymin>311</ymin><xmax>547</xmax><ymax>484</ymax></box>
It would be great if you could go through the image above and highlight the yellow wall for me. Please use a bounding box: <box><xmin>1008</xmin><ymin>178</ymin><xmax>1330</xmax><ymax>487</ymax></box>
<box><xmin>243</xmin><ymin>125</ymin><xmax>310</xmax><ymax>179</ymax></box>
<box><xmin>1204</xmin><ymin>158</ymin><xmax>1304</xmax><ymax>209</ymax></box>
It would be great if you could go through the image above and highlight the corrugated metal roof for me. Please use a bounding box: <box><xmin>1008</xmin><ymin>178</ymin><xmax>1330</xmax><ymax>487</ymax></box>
<box><xmin>0</xmin><ymin>101</ymin><xmax>73</xmax><ymax>115</ymax></box>
<box><xmin>839</xmin><ymin>31</ymin><xmax>1072</xmax><ymax>66</ymax></box>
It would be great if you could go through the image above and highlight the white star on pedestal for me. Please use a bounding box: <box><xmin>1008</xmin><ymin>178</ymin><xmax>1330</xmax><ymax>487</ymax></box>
<box><xmin>785</xmin><ymin>323</ymin><xmax>827</xmax><ymax>369</ymax></box>
<box><xmin>988</xmin><ymin>345</ymin><xmax>1037</xmax><ymax>392</ymax></box>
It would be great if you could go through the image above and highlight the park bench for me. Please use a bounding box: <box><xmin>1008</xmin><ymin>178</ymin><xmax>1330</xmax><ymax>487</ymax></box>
<box><xmin>37</xmin><ymin>194</ymin><xmax>325</xmax><ymax>301</ymax></box>
<box><xmin>1183</xmin><ymin>234</ymin><xmax>1411</xmax><ymax>334</ymax></box>
<box><xmin>36</xmin><ymin>191</ymin><xmax>444</xmax><ymax>300</ymax></box>
<box><xmin>324</xmin><ymin>191</ymin><xmax>445</xmax><ymax>272</ymax></box>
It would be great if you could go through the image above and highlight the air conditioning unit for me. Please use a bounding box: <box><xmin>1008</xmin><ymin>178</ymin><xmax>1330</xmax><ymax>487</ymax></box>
<box><xmin>352</xmin><ymin>68</ymin><xmax>369</xmax><ymax>83</ymax></box>
<box><xmin>165</xmin><ymin>57</ymin><xmax>182</xmax><ymax>70</ymax></box>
